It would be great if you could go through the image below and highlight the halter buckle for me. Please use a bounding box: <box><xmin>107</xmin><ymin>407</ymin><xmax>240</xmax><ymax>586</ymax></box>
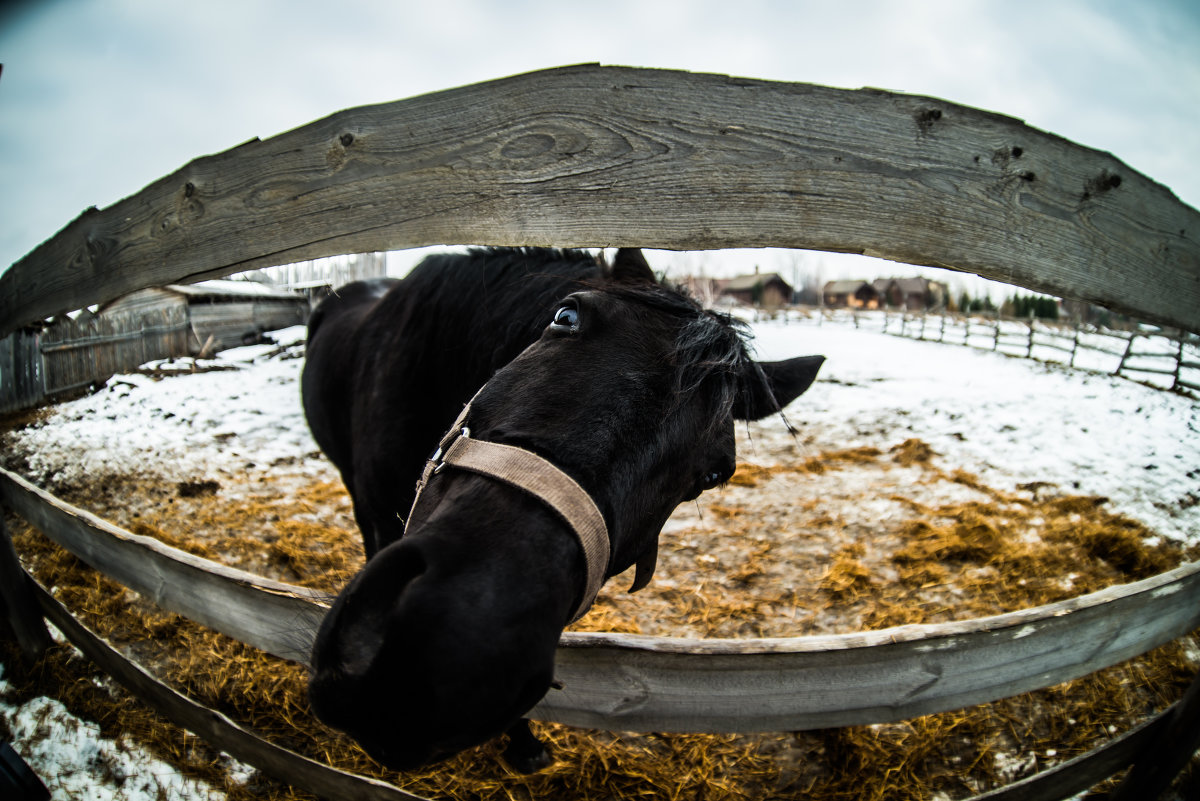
<box><xmin>430</xmin><ymin>426</ymin><xmax>470</xmax><ymax>475</ymax></box>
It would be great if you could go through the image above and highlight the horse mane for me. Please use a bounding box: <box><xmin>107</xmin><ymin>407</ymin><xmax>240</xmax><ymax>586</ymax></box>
<box><xmin>445</xmin><ymin>247</ymin><xmax>782</xmax><ymax>425</ymax></box>
<box><xmin>582</xmin><ymin>279</ymin><xmax>776</xmax><ymax>429</ymax></box>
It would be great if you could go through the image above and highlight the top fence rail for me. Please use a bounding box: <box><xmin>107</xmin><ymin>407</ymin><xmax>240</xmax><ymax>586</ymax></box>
<box><xmin>1</xmin><ymin>65</ymin><xmax>1197</xmax><ymax>338</ymax></box>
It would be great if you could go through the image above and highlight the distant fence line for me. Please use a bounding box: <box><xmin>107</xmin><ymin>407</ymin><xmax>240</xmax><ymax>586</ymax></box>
<box><xmin>810</xmin><ymin>306</ymin><xmax>1200</xmax><ymax>396</ymax></box>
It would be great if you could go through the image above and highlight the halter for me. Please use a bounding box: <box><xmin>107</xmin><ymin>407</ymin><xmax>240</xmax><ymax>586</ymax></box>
<box><xmin>405</xmin><ymin>402</ymin><xmax>610</xmax><ymax>623</ymax></box>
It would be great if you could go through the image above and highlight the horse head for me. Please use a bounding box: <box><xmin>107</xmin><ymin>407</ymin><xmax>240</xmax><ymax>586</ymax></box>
<box><xmin>307</xmin><ymin>249</ymin><xmax>823</xmax><ymax>769</ymax></box>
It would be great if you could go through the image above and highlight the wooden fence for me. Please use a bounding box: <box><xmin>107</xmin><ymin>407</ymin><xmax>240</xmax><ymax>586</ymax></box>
<box><xmin>0</xmin><ymin>288</ymin><xmax>309</xmax><ymax>415</ymax></box>
<box><xmin>840</xmin><ymin>308</ymin><xmax>1200</xmax><ymax>395</ymax></box>
<box><xmin>0</xmin><ymin>328</ymin><xmax>42</xmax><ymax>414</ymax></box>
<box><xmin>2</xmin><ymin>65</ymin><xmax>1200</xmax><ymax>800</ymax></box>
<box><xmin>0</xmin><ymin>306</ymin><xmax>191</xmax><ymax>414</ymax></box>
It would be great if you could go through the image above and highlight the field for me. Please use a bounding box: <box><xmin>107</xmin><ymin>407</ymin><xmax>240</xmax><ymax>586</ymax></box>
<box><xmin>2</xmin><ymin>312</ymin><xmax>1199</xmax><ymax>800</ymax></box>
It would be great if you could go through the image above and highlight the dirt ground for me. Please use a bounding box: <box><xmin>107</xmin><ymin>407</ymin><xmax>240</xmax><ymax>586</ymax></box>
<box><xmin>3</xmin><ymin>412</ymin><xmax>1199</xmax><ymax>800</ymax></box>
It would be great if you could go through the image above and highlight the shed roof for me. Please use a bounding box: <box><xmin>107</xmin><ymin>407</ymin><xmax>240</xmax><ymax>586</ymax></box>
<box><xmin>165</xmin><ymin>280</ymin><xmax>301</xmax><ymax>301</ymax></box>
<box><xmin>723</xmin><ymin>272</ymin><xmax>791</xmax><ymax>292</ymax></box>
<box><xmin>823</xmin><ymin>280</ymin><xmax>873</xmax><ymax>295</ymax></box>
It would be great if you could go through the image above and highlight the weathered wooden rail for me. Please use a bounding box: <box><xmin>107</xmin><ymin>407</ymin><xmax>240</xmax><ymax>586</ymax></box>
<box><xmin>2</xmin><ymin>65</ymin><xmax>1199</xmax><ymax>799</ymax></box>
<box><xmin>1</xmin><ymin>65</ymin><xmax>1197</xmax><ymax>337</ymax></box>
<box><xmin>5</xmin><ymin>465</ymin><xmax>1198</xmax><ymax>735</ymax></box>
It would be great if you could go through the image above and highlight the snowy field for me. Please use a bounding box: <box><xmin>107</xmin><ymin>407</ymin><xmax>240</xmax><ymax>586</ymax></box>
<box><xmin>2</xmin><ymin>315</ymin><xmax>1199</xmax><ymax>799</ymax></box>
<box><xmin>744</xmin><ymin>313</ymin><xmax>1200</xmax><ymax>545</ymax></box>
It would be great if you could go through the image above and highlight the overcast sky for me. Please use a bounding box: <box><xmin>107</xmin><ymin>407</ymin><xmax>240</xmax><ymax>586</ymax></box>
<box><xmin>2</xmin><ymin>0</ymin><xmax>1197</xmax><ymax>294</ymax></box>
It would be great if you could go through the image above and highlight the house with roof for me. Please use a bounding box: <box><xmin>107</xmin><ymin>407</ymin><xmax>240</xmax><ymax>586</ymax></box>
<box><xmin>719</xmin><ymin>272</ymin><xmax>794</xmax><ymax>309</ymax></box>
<box><xmin>872</xmin><ymin>277</ymin><xmax>950</xmax><ymax>310</ymax></box>
<box><xmin>822</xmin><ymin>280</ymin><xmax>880</xmax><ymax>309</ymax></box>
<box><xmin>100</xmin><ymin>280</ymin><xmax>309</xmax><ymax>356</ymax></box>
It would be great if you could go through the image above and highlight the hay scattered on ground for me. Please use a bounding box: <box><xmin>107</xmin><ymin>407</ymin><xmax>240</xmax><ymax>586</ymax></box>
<box><xmin>3</xmin><ymin>437</ymin><xmax>1199</xmax><ymax>800</ymax></box>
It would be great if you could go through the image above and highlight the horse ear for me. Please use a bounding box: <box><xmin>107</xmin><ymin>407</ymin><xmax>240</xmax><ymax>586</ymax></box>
<box><xmin>734</xmin><ymin>355</ymin><xmax>825</xmax><ymax>420</ymax></box>
<box><xmin>608</xmin><ymin>248</ymin><xmax>657</xmax><ymax>285</ymax></box>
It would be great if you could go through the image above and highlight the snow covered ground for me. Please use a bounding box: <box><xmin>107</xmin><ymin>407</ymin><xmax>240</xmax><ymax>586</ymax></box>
<box><xmin>1</xmin><ymin>314</ymin><xmax>1198</xmax><ymax>799</ymax></box>
<box><xmin>744</xmin><ymin>312</ymin><xmax>1199</xmax><ymax>545</ymax></box>
<box><xmin>6</xmin><ymin>326</ymin><xmax>320</xmax><ymax>491</ymax></box>
<box><xmin>0</xmin><ymin>663</ymin><xmax>234</xmax><ymax>801</ymax></box>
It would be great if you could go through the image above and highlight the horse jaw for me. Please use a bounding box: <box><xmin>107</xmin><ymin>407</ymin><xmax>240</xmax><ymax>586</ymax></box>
<box><xmin>307</xmin><ymin>478</ymin><xmax>583</xmax><ymax>770</ymax></box>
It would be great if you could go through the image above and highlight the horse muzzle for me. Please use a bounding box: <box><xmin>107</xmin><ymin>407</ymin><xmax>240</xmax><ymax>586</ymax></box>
<box><xmin>307</xmin><ymin>534</ymin><xmax>560</xmax><ymax>769</ymax></box>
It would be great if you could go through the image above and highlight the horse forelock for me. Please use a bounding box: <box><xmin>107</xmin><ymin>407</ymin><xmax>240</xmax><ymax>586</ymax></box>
<box><xmin>582</xmin><ymin>281</ymin><xmax>763</xmax><ymax>430</ymax></box>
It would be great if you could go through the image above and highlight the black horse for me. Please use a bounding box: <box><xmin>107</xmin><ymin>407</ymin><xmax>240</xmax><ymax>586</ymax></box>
<box><xmin>302</xmin><ymin>247</ymin><xmax>823</xmax><ymax>771</ymax></box>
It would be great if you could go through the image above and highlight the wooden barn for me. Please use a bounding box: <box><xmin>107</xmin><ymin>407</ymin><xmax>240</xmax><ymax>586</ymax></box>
<box><xmin>720</xmin><ymin>272</ymin><xmax>793</xmax><ymax>309</ymax></box>
<box><xmin>872</xmin><ymin>277</ymin><xmax>950</xmax><ymax>310</ymax></box>
<box><xmin>822</xmin><ymin>280</ymin><xmax>880</xmax><ymax>309</ymax></box>
<box><xmin>100</xmin><ymin>280</ymin><xmax>309</xmax><ymax>356</ymax></box>
<box><xmin>0</xmin><ymin>280</ymin><xmax>308</xmax><ymax>413</ymax></box>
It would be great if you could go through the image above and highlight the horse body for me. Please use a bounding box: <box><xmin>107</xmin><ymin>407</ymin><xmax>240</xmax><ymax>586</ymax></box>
<box><xmin>303</xmin><ymin>250</ymin><xmax>600</xmax><ymax>557</ymax></box>
<box><xmin>302</xmin><ymin>248</ymin><xmax>824</xmax><ymax>769</ymax></box>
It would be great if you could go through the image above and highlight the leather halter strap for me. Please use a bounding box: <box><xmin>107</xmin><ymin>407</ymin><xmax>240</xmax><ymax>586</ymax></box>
<box><xmin>406</xmin><ymin>404</ymin><xmax>610</xmax><ymax>623</ymax></box>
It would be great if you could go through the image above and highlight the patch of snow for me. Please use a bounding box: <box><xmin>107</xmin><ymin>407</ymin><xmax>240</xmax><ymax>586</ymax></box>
<box><xmin>0</xmin><ymin>668</ymin><xmax>229</xmax><ymax>801</ymax></box>
<box><xmin>5</xmin><ymin>326</ymin><xmax>319</xmax><ymax>488</ymax></box>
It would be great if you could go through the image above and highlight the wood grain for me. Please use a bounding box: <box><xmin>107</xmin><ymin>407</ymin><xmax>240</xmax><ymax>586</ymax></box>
<box><xmin>540</xmin><ymin>562</ymin><xmax>1200</xmax><ymax>731</ymax></box>
<box><xmin>1</xmin><ymin>65</ymin><xmax>1196</xmax><ymax>337</ymax></box>
<box><xmin>5</xmin><ymin>466</ymin><xmax>1199</xmax><ymax>734</ymax></box>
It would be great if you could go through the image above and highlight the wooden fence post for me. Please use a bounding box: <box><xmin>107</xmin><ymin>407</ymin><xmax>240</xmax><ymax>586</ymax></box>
<box><xmin>939</xmin><ymin>312</ymin><xmax>947</xmax><ymax>343</ymax></box>
<box><xmin>0</xmin><ymin>510</ymin><xmax>52</xmax><ymax>658</ymax></box>
<box><xmin>992</xmin><ymin>313</ymin><xmax>1001</xmax><ymax>352</ymax></box>
<box><xmin>1107</xmin><ymin>667</ymin><xmax>1200</xmax><ymax>801</ymax></box>
<box><xmin>1115</xmin><ymin>330</ymin><xmax>1137</xmax><ymax>376</ymax></box>
<box><xmin>1026</xmin><ymin>319</ymin><xmax>1035</xmax><ymax>359</ymax></box>
<box><xmin>1172</xmin><ymin>332</ymin><xmax>1185</xmax><ymax>392</ymax></box>
<box><xmin>1070</xmin><ymin>324</ymin><xmax>1081</xmax><ymax>368</ymax></box>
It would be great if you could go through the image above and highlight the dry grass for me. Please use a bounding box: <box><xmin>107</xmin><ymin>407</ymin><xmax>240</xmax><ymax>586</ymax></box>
<box><xmin>3</xmin><ymin>437</ymin><xmax>1200</xmax><ymax>800</ymax></box>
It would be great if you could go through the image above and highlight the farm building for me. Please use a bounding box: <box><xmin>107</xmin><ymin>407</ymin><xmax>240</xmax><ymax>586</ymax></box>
<box><xmin>100</xmin><ymin>280</ymin><xmax>309</xmax><ymax>355</ymax></box>
<box><xmin>0</xmin><ymin>280</ymin><xmax>308</xmax><ymax>414</ymax></box>
<box><xmin>872</xmin><ymin>277</ymin><xmax>950</xmax><ymax>310</ymax></box>
<box><xmin>720</xmin><ymin>272</ymin><xmax>793</xmax><ymax>309</ymax></box>
<box><xmin>822</xmin><ymin>280</ymin><xmax>880</xmax><ymax>309</ymax></box>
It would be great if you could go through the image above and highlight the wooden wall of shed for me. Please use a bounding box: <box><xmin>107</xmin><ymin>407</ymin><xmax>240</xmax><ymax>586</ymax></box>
<box><xmin>187</xmin><ymin>299</ymin><xmax>308</xmax><ymax>354</ymax></box>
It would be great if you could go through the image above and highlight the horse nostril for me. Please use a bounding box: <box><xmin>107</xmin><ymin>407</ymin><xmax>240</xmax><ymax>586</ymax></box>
<box><xmin>315</xmin><ymin>540</ymin><xmax>429</xmax><ymax>675</ymax></box>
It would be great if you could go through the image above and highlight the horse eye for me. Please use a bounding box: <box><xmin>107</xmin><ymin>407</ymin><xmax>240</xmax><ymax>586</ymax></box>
<box><xmin>551</xmin><ymin>306</ymin><xmax>580</xmax><ymax>331</ymax></box>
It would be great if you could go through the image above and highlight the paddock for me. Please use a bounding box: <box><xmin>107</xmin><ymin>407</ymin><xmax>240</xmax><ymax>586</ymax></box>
<box><xmin>1</xmin><ymin>65</ymin><xmax>1198</xmax><ymax>799</ymax></box>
